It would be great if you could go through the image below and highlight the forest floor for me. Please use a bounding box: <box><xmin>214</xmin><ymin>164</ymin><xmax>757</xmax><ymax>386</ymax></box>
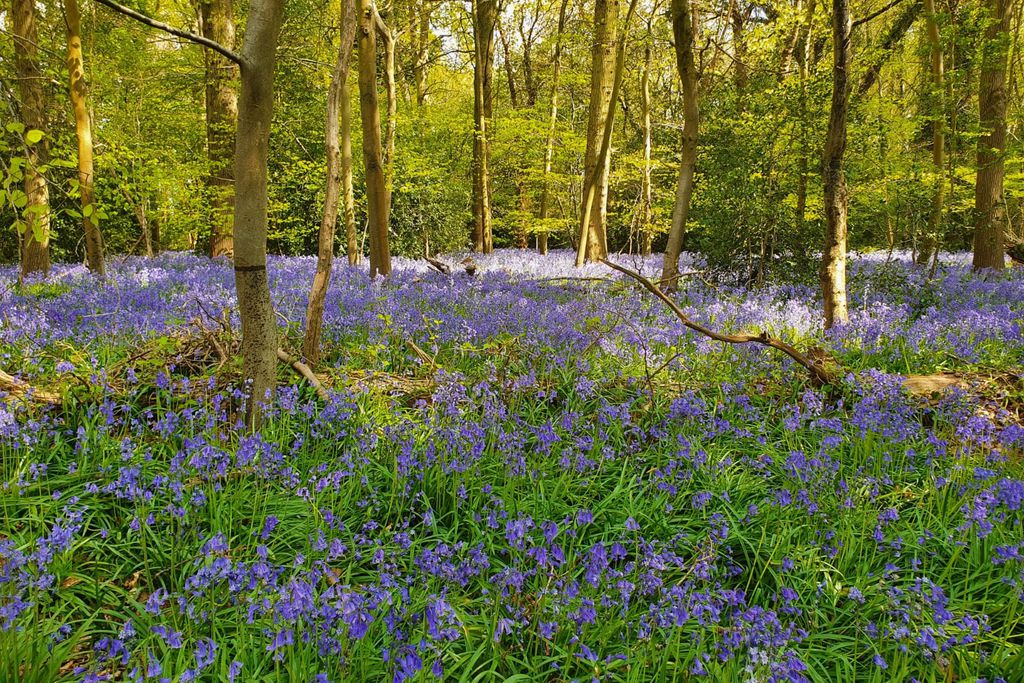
<box><xmin>2</xmin><ymin>249</ymin><xmax>1024</xmax><ymax>682</ymax></box>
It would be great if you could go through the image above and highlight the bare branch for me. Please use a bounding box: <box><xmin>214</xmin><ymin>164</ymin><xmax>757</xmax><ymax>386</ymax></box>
<box><xmin>276</xmin><ymin>348</ymin><xmax>330</xmax><ymax>401</ymax></box>
<box><xmin>93</xmin><ymin>0</ymin><xmax>242</xmax><ymax>65</ymax></box>
<box><xmin>601</xmin><ymin>259</ymin><xmax>837</xmax><ymax>385</ymax></box>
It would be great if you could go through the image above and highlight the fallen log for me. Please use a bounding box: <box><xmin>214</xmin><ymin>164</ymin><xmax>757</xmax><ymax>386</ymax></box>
<box><xmin>602</xmin><ymin>259</ymin><xmax>837</xmax><ymax>386</ymax></box>
<box><xmin>0</xmin><ymin>369</ymin><xmax>62</xmax><ymax>405</ymax></box>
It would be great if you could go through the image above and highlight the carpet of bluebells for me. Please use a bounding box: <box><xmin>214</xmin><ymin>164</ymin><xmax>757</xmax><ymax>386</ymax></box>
<box><xmin>1</xmin><ymin>249</ymin><xmax>1024</xmax><ymax>683</ymax></box>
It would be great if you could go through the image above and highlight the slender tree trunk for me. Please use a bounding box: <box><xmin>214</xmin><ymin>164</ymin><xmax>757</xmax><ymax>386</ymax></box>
<box><xmin>12</xmin><ymin>0</ymin><xmax>51</xmax><ymax>280</ymax></box>
<box><xmin>375</xmin><ymin>11</ymin><xmax>398</xmax><ymax>213</ymax></box>
<box><xmin>199</xmin><ymin>0</ymin><xmax>238</xmax><ymax>258</ymax></box>
<box><xmin>65</xmin><ymin>0</ymin><xmax>105</xmax><ymax>276</ymax></box>
<box><xmin>412</xmin><ymin>0</ymin><xmax>432</xmax><ymax>105</ymax></box>
<box><xmin>519</xmin><ymin>7</ymin><xmax>538</xmax><ymax>106</ymax></box>
<box><xmin>537</xmin><ymin>0</ymin><xmax>569</xmax><ymax>255</ymax></box>
<box><xmin>342</xmin><ymin>66</ymin><xmax>358</xmax><ymax>266</ymax></box>
<box><xmin>731</xmin><ymin>0</ymin><xmax>748</xmax><ymax>108</ymax></box>
<box><xmin>640</xmin><ymin>40</ymin><xmax>653</xmax><ymax>256</ymax></box>
<box><xmin>795</xmin><ymin>0</ymin><xmax>815</xmax><ymax>231</ymax></box>
<box><xmin>303</xmin><ymin>0</ymin><xmax>357</xmax><ymax>366</ymax></box>
<box><xmin>576</xmin><ymin>0</ymin><xmax>619</xmax><ymax>265</ymax></box>
<box><xmin>500</xmin><ymin>21</ymin><xmax>520</xmax><ymax>108</ymax></box>
<box><xmin>472</xmin><ymin>0</ymin><xmax>498</xmax><ymax>253</ymax></box>
<box><xmin>820</xmin><ymin>0</ymin><xmax>851</xmax><ymax>328</ymax></box>
<box><xmin>917</xmin><ymin>0</ymin><xmax>945</xmax><ymax>264</ymax></box>
<box><xmin>778</xmin><ymin>0</ymin><xmax>803</xmax><ymax>80</ymax></box>
<box><xmin>661</xmin><ymin>0</ymin><xmax>699</xmax><ymax>287</ymax></box>
<box><xmin>973</xmin><ymin>0</ymin><xmax>1011</xmax><ymax>270</ymax></box>
<box><xmin>233</xmin><ymin>0</ymin><xmax>286</xmax><ymax>419</ymax></box>
<box><xmin>357</xmin><ymin>0</ymin><xmax>392</xmax><ymax>276</ymax></box>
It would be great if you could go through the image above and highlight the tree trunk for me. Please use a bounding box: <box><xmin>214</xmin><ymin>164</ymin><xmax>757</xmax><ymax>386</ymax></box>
<box><xmin>411</xmin><ymin>0</ymin><xmax>432</xmax><ymax>105</ymax></box>
<box><xmin>303</xmin><ymin>0</ymin><xmax>357</xmax><ymax>367</ymax></box>
<box><xmin>472</xmin><ymin>0</ymin><xmax>498</xmax><ymax>253</ymax></box>
<box><xmin>342</xmin><ymin>62</ymin><xmax>358</xmax><ymax>266</ymax></box>
<box><xmin>731</xmin><ymin>0</ymin><xmax>748</xmax><ymax>108</ymax></box>
<box><xmin>12</xmin><ymin>0</ymin><xmax>51</xmax><ymax>280</ymax></box>
<box><xmin>375</xmin><ymin>11</ymin><xmax>397</xmax><ymax>214</ymax></box>
<box><xmin>500</xmin><ymin>21</ymin><xmax>520</xmax><ymax>108</ymax></box>
<box><xmin>917</xmin><ymin>0</ymin><xmax>945</xmax><ymax>265</ymax></box>
<box><xmin>661</xmin><ymin>0</ymin><xmax>698</xmax><ymax>287</ymax></box>
<box><xmin>519</xmin><ymin>5</ymin><xmax>539</xmax><ymax>106</ymax></box>
<box><xmin>357</xmin><ymin>0</ymin><xmax>392</xmax><ymax>276</ymax></box>
<box><xmin>537</xmin><ymin>0</ymin><xmax>570</xmax><ymax>255</ymax></box>
<box><xmin>233</xmin><ymin>0</ymin><xmax>286</xmax><ymax>420</ymax></box>
<box><xmin>795</xmin><ymin>0</ymin><xmax>815</xmax><ymax>231</ymax></box>
<box><xmin>973</xmin><ymin>0</ymin><xmax>1011</xmax><ymax>270</ymax></box>
<box><xmin>856</xmin><ymin>1</ymin><xmax>922</xmax><ymax>97</ymax></box>
<box><xmin>820</xmin><ymin>0</ymin><xmax>851</xmax><ymax>329</ymax></box>
<box><xmin>65</xmin><ymin>0</ymin><xmax>105</xmax><ymax>276</ymax></box>
<box><xmin>640</xmin><ymin>40</ymin><xmax>653</xmax><ymax>256</ymax></box>
<box><xmin>576</xmin><ymin>0</ymin><xmax>619</xmax><ymax>265</ymax></box>
<box><xmin>199</xmin><ymin>0</ymin><xmax>238</xmax><ymax>258</ymax></box>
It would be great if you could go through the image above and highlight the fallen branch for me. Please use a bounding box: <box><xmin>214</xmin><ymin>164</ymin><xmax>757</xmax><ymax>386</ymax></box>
<box><xmin>0</xmin><ymin>369</ymin><xmax>62</xmax><ymax>405</ymax></box>
<box><xmin>276</xmin><ymin>348</ymin><xmax>330</xmax><ymax>401</ymax></box>
<box><xmin>601</xmin><ymin>259</ymin><xmax>837</xmax><ymax>386</ymax></box>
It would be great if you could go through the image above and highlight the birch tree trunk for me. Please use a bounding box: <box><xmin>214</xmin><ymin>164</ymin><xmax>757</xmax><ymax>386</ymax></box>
<box><xmin>973</xmin><ymin>0</ymin><xmax>1011</xmax><ymax>270</ymax></box>
<box><xmin>303</xmin><ymin>0</ymin><xmax>357</xmax><ymax>366</ymax></box>
<box><xmin>342</xmin><ymin>63</ymin><xmax>358</xmax><ymax>266</ymax></box>
<box><xmin>65</xmin><ymin>0</ymin><xmax>106</xmax><ymax>276</ymax></box>
<box><xmin>12</xmin><ymin>0</ymin><xmax>51</xmax><ymax>280</ymax></box>
<box><xmin>199</xmin><ymin>0</ymin><xmax>238</xmax><ymax>258</ymax></box>
<box><xmin>233</xmin><ymin>0</ymin><xmax>286</xmax><ymax>420</ymax></box>
<box><xmin>661</xmin><ymin>0</ymin><xmax>698</xmax><ymax>287</ymax></box>
<box><xmin>472</xmin><ymin>0</ymin><xmax>498</xmax><ymax>253</ymax></box>
<box><xmin>537</xmin><ymin>0</ymin><xmax>569</xmax><ymax>255</ymax></box>
<box><xmin>820</xmin><ymin>0</ymin><xmax>851</xmax><ymax>328</ymax></box>
<box><xmin>576</xmin><ymin>0</ymin><xmax>619</xmax><ymax>265</ymax></box>
<box><xmin>357</xmin><ymin>0</ymin><xmax>392</xmax><ymax>276</ymax></box>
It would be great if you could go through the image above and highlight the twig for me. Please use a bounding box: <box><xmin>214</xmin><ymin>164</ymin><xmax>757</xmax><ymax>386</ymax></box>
<box><xmin>276</xmin><ymin>348</ymin><xmax>330</xmax><ymax>401</ymax></box>
<box><xmin>601</xmin><ymin>259</ymin><xmax>837</xmax><ymax>386</ymax></box>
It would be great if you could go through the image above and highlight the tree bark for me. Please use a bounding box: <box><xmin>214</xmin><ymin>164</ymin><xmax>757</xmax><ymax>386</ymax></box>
<box><xmin>65</xmin><ymin>0</ymin><xmax>105</xmax><ymax>276</ymax></box>
<box><xmin>576</xmin><ymin>0</ymin><xmax>620</xmax><ymax>265</ymax></box>
<box><xmin>500</xmin><ymin>21</ymin><xmax>520</xmax><ymax>108</ymax></box>
<box><xmin>11</xmin><ymin>0</ymin><xmax>51</xmax><ymax>280</ymax></box>
<box><xmin>661</xmin><ymin>0</ymin><xmax>699</xmax><ymax>287</ymax></box>
<box><xmin>820</xmin><ymin>0</ymin><xmax>851</xmax><ymax>329</ymax></box>
<box><xmin>973</xmin><ymin>0</ymin><xmax>1011</xmax><ymax>270</ymax></box>
<box><xmin>795</xmin><ymin>0</ymin><xmax>816</xmax><ymax>230</ymax></box>
<box><xmin>731</xmin><ymin>0</ymin><xmax>748</xmax><ymax>108</ymax></box>
<box><xmin>199</xmin><ymin>0</ymin><xmax>238</xmax><ymax>258</ymax></box>
<box><xmin>472</xmin><ymin>0</ymin><xmax>498</xmax><ymax>253</ymax></box>
<box><xmin>233</xmin><ymin>0</ymin><xmax>286</xmax><ymax>420</ymax></box>
<box><xmin>537</xmin><ymin>0</ymin><xmax>570</xmax><ymax>255</ymax></box>
<box><xmin>917</xmin><ymin>0</ymin><xmax>944</xmax><ymax>264</ymax></box>
<box><xmin>342</xmin><ymin>61</ymin><xmax>358</xmax><ymax>266</ymax></box>
<box><xmin>374</xmin><ymin>10</ymin><xmax>398</xmax><ymax>214</ymax></box>
<box><xmin>357</xmin><ymin>0</ymin><xmax>392</xmax><ymax>276</ymax></box>
<box><xmin>411</xmin><ymin>0</ymin><xmax>432</xmax><ymax>105</ymax></box>
<box><xmin>303</xmin><ymin>0</ymin><xmax>357</xmax><ymax>367</ymax></box>
<box><xmin>640</xmin><ymin>40</ymin><xmax>653</xmax><ymax>255</ymax></box>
